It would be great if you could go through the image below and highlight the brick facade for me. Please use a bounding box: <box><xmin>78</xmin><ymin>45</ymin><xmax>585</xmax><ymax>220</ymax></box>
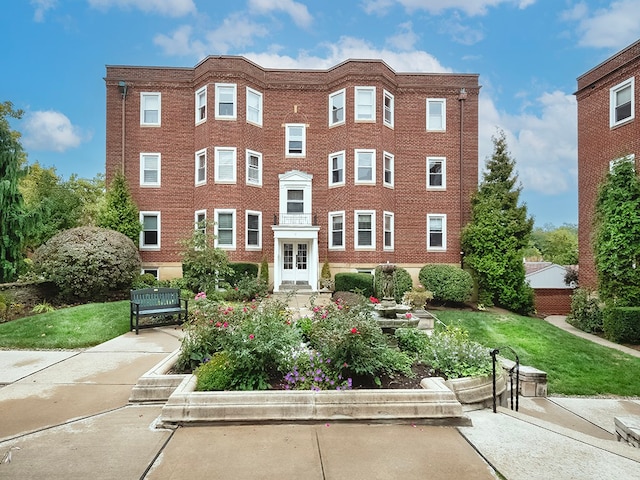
<box><xmin>105</xmin><ymin>57</ymin><xmax>479</xmax><ymax>290</ymax></box>
<box><xmin>575</xmin><ymin>40</ymin><xmax>640</xmax><ymax>289</ymax></box>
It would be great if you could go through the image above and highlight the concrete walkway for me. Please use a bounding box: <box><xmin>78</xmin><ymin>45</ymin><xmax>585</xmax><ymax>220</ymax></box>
<box><xmin>0</xmin><ymin>314</ymin><xmax>639</xmax><ymax>478</ymax></box>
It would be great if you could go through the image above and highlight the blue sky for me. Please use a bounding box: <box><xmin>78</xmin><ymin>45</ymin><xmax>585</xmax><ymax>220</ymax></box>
<box><xmin>2</xmin><ymin>0</ymin><xmax>639</xmax><ymax>228</ymax></box>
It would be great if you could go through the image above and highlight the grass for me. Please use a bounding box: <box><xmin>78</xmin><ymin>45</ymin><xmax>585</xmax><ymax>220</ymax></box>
<box><xmin>435</xmin><ymin>309</ymin><xmax>640</xmax><ymax>397</ymax></box>
<box><xmin>0</xmin><ymin>301</ymin><xmax>130</xmax><ymax>349</ymax></box>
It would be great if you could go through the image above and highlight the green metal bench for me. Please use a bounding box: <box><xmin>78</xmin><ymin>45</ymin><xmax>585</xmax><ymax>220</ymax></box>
<box><xmin>130</xmin><ymin>287</ymin><xmax>188</xmax><ymax>334</ymax></box>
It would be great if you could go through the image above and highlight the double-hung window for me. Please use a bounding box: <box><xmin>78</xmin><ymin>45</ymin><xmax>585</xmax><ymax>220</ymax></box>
<box><xmin>355</xmin><ymin>210</ymin><xmax>375</xmax><ymax>249</ymax></box>
<box><xmin>383</xmin><ymin>90</ymin><xmax>394</xmax><ymax>128</ymax></box>
<box><xmin>427</xmin><ymin>157</ymin><xmax>446</xmax><ymax>189</ymax></box>
<box><xmin>384</xmin><ymin>212</ymin><xmax>394</xmax><ymax>250</ymax></box>
<box><xmin>427</xmin><ymin>214</ymin><xmax>446</xmax><ymax>251</ymax></box>
<box><xmin>246</xmin><ymin>87</ymin><xmax>263</xmax><ymax>126</ymax></box>
<box><xmin>215</xmin><ymin>209</ymin><xmax>236</xmax><ymax>249</ymax></box>
<box><xmin>426</xmin><ymin>98</ymin><xmax>446</xmax><ymax>131</ymax></box>
<box><xmin>195</xmin><ymin>148</ymin><xmax>207</xmax><ymax>185</ymax></box>
<box><xmin>140</xmin><ymin>93</ymin><xmax>160</xmax><ymax>126</ymax></box>
<box><xmin>246</xmin><ymin>211</ymin><xmax>262</xmax><ymax>249</ymax></box>
<box><xmin>329</xmin><ymin>211</ymin><xmax>345</xmax><ymax>249</ymax></box>
<box><xmin>246</xmin><ymin>149</ymin><xmax>262</xmax><ymax>186</ymax></box>
<box><xmin>215</xmin><ymin>83</ymin><xmax>237</xmax><ymax>120</ymax></box>
<box><xmin>215</xmin><ymin>147</ymin><xmax>236</xmax><ymax>183</ymax></box>
<box><xmin>140</xmin><ymin>153</ymin><xmax>160</xmax><ymax>186</ymax></box>
<box><xmin>329</xmin><ymin>89</ymin><xmax>345</xmax><ymax>126</ymax></box>
<box><xmin>610</xmin><ymin>77</ymin><xmax>634</xmax><ymax>127</ymax></box>
<box><xmin>195</xmin><ymin>210</ymin><xmax>206</xmax><ymax>235</ymax></box>
<box><xmin>355</xmin><ymin>86</ymin><xmax>375</xmax><ymax>122</ymax></box>
<box><xmin>383</xmin><ymin>152</ymin><xmax>394</xmax><ymax>188</ymax></box>
<box><xmin>140</xmin><ymin>212</ymin><xmax>160</xmax><ymax>249</ymax></box>
<box><xmin>286</xmin><ymin>124</ymin><xmax>305</xmax><ymax>157</ymax></box>
<box><xmin>355</xmin><ymin>149</ymin><xmax>375</xmax><ymax>184</ymax></box>
<box><xmin>195</xmin><ymin>86</ymin><xmax>207</xmax><ymax>124</ymax></box>
<box><xmin>329</xmin><ymin>151</ymin><xmax>345</xmax><ymax>187</ymax></box>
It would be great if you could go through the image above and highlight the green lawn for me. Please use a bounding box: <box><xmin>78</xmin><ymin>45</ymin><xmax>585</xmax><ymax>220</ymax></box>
<box><xmin>0</xmin><ymin>301</ymin><xmax>130</xmax><ymax>349</ymax></box>
<box><xmin>435</xmin><ymin>309</ymin><xmax>640</xmax><ymax>397</ymax></box>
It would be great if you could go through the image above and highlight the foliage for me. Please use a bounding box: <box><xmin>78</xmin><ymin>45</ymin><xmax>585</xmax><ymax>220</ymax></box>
<box><xmin>194</xmin><ymin>352</ymin><xmax>234</xmax><ymax>391</ymax></box>
<box><xmin>373</xmin><ymin>265</ymin><xmax>413</xmax><ymax>302</ymax></box>
<box><xmin>424</xmin><ymin>325</ymin><xmax>493</xmax><ymax>379</ymax></box>
<box><xmin>603</xmin><ymin>307</ymin><xmax>640</xmax><ymax>343</ymax></box>
<box><xmin>320</xmin><ymin>260</ymin><xmax>334</xmax><ymax>290</ymax></box>
<box><xmin>259</xmin><ymin>256</ymin><xmax>269</xmax><ymax>286</ymax></box>
<box><xmin>529</xmin><ymin>224</ymin><xmax>578</xmax><ymax>265</ymax></box>
<box><xmin>283</xmin><ymin>351</ymin><xmax>352</xmax><ymax>391</ymax></box>
<box><xmin>566</xmin><ymin>288</ymin><xmax>603</xmax><ymax>333</ymax></box>
<box><xmin>32</xmin><ymin>226</ymin><xmax>141</xmax><ymax>301</ymax></box>
<box><xmin>418</xmin><ymin>264</ymin><xmax>473</xmax><ymax>304</ymax></box>
<box><xmin>97</xmin><ymin>171</ymin><xmax>141</xmax><ymax>245</ymax></box>
<box><xmin>225</xmin><ymin>262</ymin><xmax>258</xmax><ymax>286</ymax></box>
<box><xmin>31</xmin><ymin>301</ymin><xmax>55</xmax><ymax>314</ymax></box>
<box><xmin>395</xmin><ymin>328</ymin><xmax>430</xmax><ymax>358</ymax></box>
<box><xmin>461</xmin><ymin>130</ymin><xmax>534</xmax><ymax>315</ymax></box>
<box><xmin>594</xmin><ymin>158</ymin><xmax>640</xmax><ymax>307</ymax></box>
<box><xmin>223</xmin><ymin>274</ymin><xmax>268</xmax><ymax>302</ymax></box>
<box><xmin>402</xmin><ymin>284</ymin><xmax>434</xmax><ymax>309</ymax></box>
<box><xmin>334</xmin><ymin>272</ymin><xmax>374</xmax><ymax>297</ymax></box>
<box><xmin>131</xmin><ymin>273</ymin><xmax>159</xmax><ymax>290</ymax></box>
<box><xmin>564</xmin><ymin>266</ymin><xmax>579</xmax><ymax>287</ymax></box>
<box><xmin>0</xmin><ymin>101</ymin><xmax>31</xmax><ymax>282</ymax></box>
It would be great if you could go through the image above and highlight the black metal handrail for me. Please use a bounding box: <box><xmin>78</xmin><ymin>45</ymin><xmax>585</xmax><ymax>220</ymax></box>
<box><xmin>490</xmin><ymin>347</ymin><xmax>520</xmax><ymax>413</ymax></box>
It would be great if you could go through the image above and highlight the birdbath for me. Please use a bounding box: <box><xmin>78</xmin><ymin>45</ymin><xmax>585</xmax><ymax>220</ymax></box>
<box><xmin>377</xmin><ymin>262</ymin><xmax>398</xmax><ymax>318</ymax></box>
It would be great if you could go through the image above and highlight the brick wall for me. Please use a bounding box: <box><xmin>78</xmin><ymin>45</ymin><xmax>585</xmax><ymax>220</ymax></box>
<box><xmin>533</xmin><ymin>288</ymin><xmax>573</xmax><ymax>316</ymax></box>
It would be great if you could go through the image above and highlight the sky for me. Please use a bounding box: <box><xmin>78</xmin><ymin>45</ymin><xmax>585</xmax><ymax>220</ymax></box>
<box><xmin>2</xmin><ymin>0</ymin><xmax>639</xmax><ymax>228</ymax></box>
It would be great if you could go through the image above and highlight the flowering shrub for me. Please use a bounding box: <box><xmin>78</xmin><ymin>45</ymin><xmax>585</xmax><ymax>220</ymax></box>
<box><xmin>223</xmin><ymin>274</ymin><xmax>268</xmax><ymax>302</ymax></box>
<box><xmin>284</xmin><ymin>352</ymin><xmax>352</xmax><ymax>391</ymax></box>
<box><xmin>402</xmin><ymin>284</ymin><xmax>434</xmax><ymax>309</ymax></box>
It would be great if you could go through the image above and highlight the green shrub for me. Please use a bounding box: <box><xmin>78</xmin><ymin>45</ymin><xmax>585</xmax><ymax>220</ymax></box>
<box><xmin>32</xmin><ymin>226</ymin><xmax>141</xmax><ymax>301</ymax></box>
<box><xmin>132</xmin><ymin>273</ymin><xmax>158</xmax><ymax>290</ymax></box>
<box><xmin>395</xmin><ymin>328</ymin><xmax>430</xmax><ymax>357</ymax></box>
<box><xmin>195</xmin><ymin>352</ymin><xmax>234</xmax><ymax>391</ymax></box>
<box><xmin>259</xmin><ymin>256</ymin><xmax>269</xmax><ymax>286</ymax></box>
<box><xmin>567</xmin><ymin>288</ymin><xmax>603</xmax><ymax>333</ymax></box>
<box><xmin>419</xmin><ymin>264</ymin><xmax>473</xmax><ymax>304</ymax></box>
<box><xmin>224</xmin><ymin>274</ymin><xmax>268</xmax><ymax>302</ymax></box>
<box><xmin>402</xmin><ymin>285</ymin><xmax>434</xmax><ymax>309</ymax></box>
<box><xmin>225</xmin><ymin>263</ymin><xmax>259</xmax><ymax>286</ymax></box>
<box><xmin>603</xmin><ymin>307</ymin><xmax>640</xmax><ymax>343</ymax></box>
<box><xmin>334</xmin><ymin>272</ymin><xmax>374</xmax><ymax>297</ymax></box>
<box><xmin>373</xmin><ymin>266</ymin><xmax>413</xmax><ymax>302</ymax></box>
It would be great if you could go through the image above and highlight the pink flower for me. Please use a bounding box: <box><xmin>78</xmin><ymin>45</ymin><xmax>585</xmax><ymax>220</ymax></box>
<box><xmin>405</xmin><ymin>312</ymin><xmax>412</xmax><ymax>319</ymax></box>
<box><xmin>223</xmin><ymin>322</ymin><xmax>229</xmax><ymax>328</ymax></box>
<box><xmin>350</xmin><ymin>327</ymin><xmax>360</xmax><ymax>334</ymax></box>
<box><xmin>249</xmin><ymin>334</ymin><xmax>255</xmax><ymax>340</ymax></box>
<box><xmin>369</xmin><ymin>296</ymin><xmax>380</xmax><ymax>304</ymax></box>
<box><xmin>215</xmin><ymin>321</ymin><xmax>222</xmax><ymax>327</ymax></box>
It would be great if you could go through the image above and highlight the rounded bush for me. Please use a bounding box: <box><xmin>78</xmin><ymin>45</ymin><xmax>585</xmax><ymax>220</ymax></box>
<box><xmin>32</xmin><ymin>226</ymin><xmax>141</xmax><ymax>301</ymax></box>
<box><xmin>418</xmin><ymin>264</ymin><xmax>473</xmax><ymax>304</ymax></box>
<box><xmin>373</xmin><ymin>266</ymin><xmax>413</xmax><ymax>302</ymax></box>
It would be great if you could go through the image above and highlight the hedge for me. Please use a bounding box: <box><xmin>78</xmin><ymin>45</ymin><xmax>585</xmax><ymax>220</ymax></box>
<box><xmin>334</xmin><ymin>273</ymin><xmax>374</xmax><ymax>297</ymax></box>
<box><xmin>603</xmin><ymin>307</ymin><xmax>640</xmax><ymax>343</ymax></box>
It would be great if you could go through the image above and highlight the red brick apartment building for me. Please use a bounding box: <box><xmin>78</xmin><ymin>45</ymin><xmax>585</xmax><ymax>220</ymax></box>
<box><xmin>105</xmin><ymin>57</ymin><xmax>479</xmax><ymax>292</ymax></box>
<box><xmin>576</xmin><ymin>40</ymin><xmax>640</xmax><ymax>289</ymax></box>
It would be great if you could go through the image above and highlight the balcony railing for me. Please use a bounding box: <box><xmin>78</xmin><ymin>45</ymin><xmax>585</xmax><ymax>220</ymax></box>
<box><xmin>273</xmin><ymin>213</ymin><xmax>318</xmax><ymax>226</ymax></box>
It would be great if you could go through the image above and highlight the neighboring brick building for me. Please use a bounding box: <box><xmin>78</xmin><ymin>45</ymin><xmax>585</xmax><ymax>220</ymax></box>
<box><xmin>105</xmin><ymin>56</ymin><xmax>479</xmax><ymax>291</ymax></box>
<box><xmin>575</xmin><ymin>40</ymin><xmax>640</xmax><ymax>289</ymax></box>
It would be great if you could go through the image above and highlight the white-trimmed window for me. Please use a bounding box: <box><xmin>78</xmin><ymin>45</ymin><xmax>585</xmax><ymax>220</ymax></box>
<box><xmin>215</xmin><ymin>209</ymin><xmax>236</xmax><ymax>249</ymax></box>
<box><xmin>427</xmin><ymin>214</ymin><xmax>446</xmax><ymax>251</ymax></box>
<box><xmin>427</xmin><ymin>157</ymin><xmax>446</xmax><ymax>189</ymax></box>
<box><xmin>610</xmin><ymin>77</ymin><xmax>634</xmax><ymax>127</ymax></box>
<box><xmin>383</xmin><ymin>90</ymin><xmax>394</xmax><ymax>128</ymax></box>
<box><xmin>140</xmin><ymin>211</ymin><xmax>160</xmax><ymax>249</ymax></box>
<box><xmin>142</xmin><ymin>269</ymin><xmax>159</xmax><ymax>280</ymax></box>
<box><xmin>383</xmin><ymin>152</ymin><xmax>394</xmax><ymax>188</ymax></box>
<box><xmin>195</xmin><ymin>86</ymin><xmax>207</xmax><ymax>124</ymax></box>
<box><xmin>329</xmin><ymin>89</ymin><xmax>345</xmax><ymax>126</ymax></box>
<box><xmin>246</xmin><ymin>149</ymin><xmax>262</xmax><ymax>186</ymax></box>
<box><xmin>140</xmin><ymin>92</ymin><xmax>160</xmax><ymax>126</ymax></box>
<box><xmin>195</xmin><ymin>210</ymin><xmax>206</xmax><ymax>234</ymax></box>
<box><xmin>426</xmin><ymin>98</ymin><xmax>446</xmax><ymax>131</ymax></box>
<box><xmin>355</xmin><ymin>149</ymin><xmax>375</xmax><ymax>184</ymax></box>
<box><xmin>355</xmin><ymin>210</ymin><xmax>375</xmax><ymax>249</ymax></box>
<box><xmin>384</xmin><ymin>211</ymin><xmax>394</xmax><ymax>250</ymax></box>
<box><xmin>329</xmin><ymin>211</ymin><xmax>345</xmax><ymax>249</ymax></box>
<box><xmin>329</xmin><ymin>151</ymin><xmax>345</xmax><ymax>187</ymax></box>
<box><xmin>610</xmin><ymin>154</ymin><xmax>636</xmax><ymax>172</ymax></box>
<box><xmin>195</xmin><ymin>148</ymin><xmax>207</xmax><ymax>185</ymax></box>
<box><xmin>246</xmin><ymin>211</ymin><xmax>262</xmax><ymax>249</ymax></box>
<box><xmin>214</xmin><ymin>147</ymin><xmax>236</xmax><ymax>183</ymax></box>
<box><xmin>215</xmin><ymin>83</ymin><xmax>237</xmax><ymax>120</ymax></box>
<box><xmin>286</xmin><ymin>124</ymin><xmax>305</xmax><ymax>157</ymax></box>
<box><xmin>355</xmin><ymin>86</ymin><xmax>376</xmax><ymax>122</ymax></box>
<box><xmin>246</xmin><ymin>87</ymin><xmax>263</xmax><ymax>126</ymax></box>
<box><xmin>140</xmin><ymin>153</ymin><xmax>160</xmax><ymax>186</ymax></box>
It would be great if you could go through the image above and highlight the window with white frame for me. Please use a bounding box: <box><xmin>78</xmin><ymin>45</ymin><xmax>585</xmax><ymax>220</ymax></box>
<box><xmin>195</xmin><ymin>148</ymin><xmax>207</xmax><ymax>185</ymax></box>
<box><xmin>384</xmin><ymin>211</ymin><xmax>394</xmax><ymax>250</ymax></box>
<box><xmin>140</xmin><ymin>153</ymin><xmax>160</xmax><ymax>186</ymax></box>
<box><xmin>355</xmin><ymin>149</ymin><xmax>375</xmax><ymax>184</ymax></box>
<box><xmin>246</xmin><ymin>87</ymin><xmax>263</xmax><ymax>126</ymax></box>
<box><xmin>355</xmin><ymin>86</ymin><xmax>376</xmax><ymax>122</ymax></box>
<box><xmin>142</xmin><ymin>269</ymin><xmax>159</xmax><ymax>280</ymax></box>
<box><xmin>427</xmin><ymin>157</ymin><xmax>446</xmax><ymax>189</ymax></box>
<box><xmin>140</xmin><ymin>212</ymin><xmax>160</xmax><ymax>249</ymax></box>
<box><xmin>195</xmin><ymin>86</ymin><xmax>207</xmax><ymax>124</ymax></box>
<box><xmin>329</xmin><ymin>89</ymin><xmax>345</xmax><ymax>126</ymax></box>
<box><xmin>215</xmin><ymin>147</ymin><xmax>236</xmax><ymax>183</ymax></box>
<box><xmin>215</xmin><ymin>83</ymin><xmax>237</xmax><ymax>119</ymax></box>
<box><xmin>285</xmin><ymin>124</ymin><xmax>305</xmax><ymax>157</ymax></box>
<box><xmin>140</xmin><ymin>93</ymin><xmax>160</xmax><ymax>126</ymax></box>
<box><xmin>195</xmin><ymin>210</ymin><xmax>206</xmax><ymax>234</ymax></box>
<box><xmin>246</xmin><ymin>211</ymin><xmax>262</xmax><ymax>249</ymax></box>
<box><xmin>215</xmin><ymin>209</ymin><xmax>236</xmax><ymax>249</ymax></box>
<box><xmin>329</xmin><ymin>151</ymin><xmax>345</xmax><ymax>187</ymax></box>
<box><xmin>329</xmin><ymin>211</ymin><xmax>345</xmax><ymax>249</ymax></box>
<box><xmin>610</xmin><ymin>77</ymin><xmax>634</xmax><ymax>127</ymax></box>
<box><xmin>286</xmin><ymin>189</ymin><xmax>304</xmax><ymax>213</ymax></box>
<box><xmin>383</xmin><ymin>152</ymin><xmax>394</xmax><ymax>188</ymax></box>
<box><xmin>383</xmin><ymin>90</ymin><xmax>394</xmax><ymax>128</ymax></box>
<box><xmin>427</xmin><ymin>214</ymin><xmax>446</xmax><ymax>251</ymax></box>
<box><xmin>246</xmin><ymin>149</ymin><xmax>262</xmax><ymax>186</ymax></box>
<box><xmin>426</xmin><ymin>98</ymin><xmax>446</xmax><ymax>131</ymax></box>
<box><xmin>609</xmin><ymin>154</ymin><xmax>636</xmax><ymax>172</ymax></box>
<box><xmin>355</xmin><ymin>210</ymin><xmax>375</xmax><ymax>249</ymax></box>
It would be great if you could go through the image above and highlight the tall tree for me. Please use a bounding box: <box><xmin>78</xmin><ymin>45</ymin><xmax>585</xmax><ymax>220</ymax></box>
<box><xmin>0</xmin><ymin>101</ymin><xmax>31</xmax><ymax>282</ymax></box>
<box><xmin>461</xmin><ymin>130</ymin><xmax>535</xmax><ymax>314</ymax></box>
<box><xmin>97</xmin><ymin>170</ymin><xmax>141</xmax><ymax>244</ymax></box>
<box><xmin>594</xmin><ymin>157</ymin><xmax>640</xmax><ymax>306</ymax></box>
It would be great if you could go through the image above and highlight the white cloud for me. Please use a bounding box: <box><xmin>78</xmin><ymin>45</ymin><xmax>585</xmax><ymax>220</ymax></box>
<box><xmin>22</xmin><ymin>111</ymin><xmax>87</xmax><ymax>152</ymax></box>
<box><xmin>386</xmin><ymin>22</ymin><xmax>419</xmax><ymax>51</ymax></box>
<box><xmin>563</xmin><ymin>0</ymin><xmax>640</xmax><ymax>49</ymax></box>
<box><xmin>364</xmin><ymin>0</ymin><xmax>536</xmax><ymax>16</ymax></box>
<box><xmin>248</xmin><ymin>0</ymin><xmax>313</xmax><ymax>28</ymax></box>
<box><xmin>154</xmin><ymin>25</ymin><xmax>207</xmax><ymax>57</ymax></box>
<box><xmin>31</xmin><ymin>0</ymin><xmax>57</xmax><ymax>22</ymax></box>
<box><xmin>88</xmin><ymin>0</ymin><xmax>196</xmax><ymax>17</ymax></box>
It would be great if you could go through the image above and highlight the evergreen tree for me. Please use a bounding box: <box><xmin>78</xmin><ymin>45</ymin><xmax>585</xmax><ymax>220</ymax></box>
<box><xmin>97</xmin><ymin>171</ymin><xmax>141</xmax><ymax>244</ymax></box>
<box><xmin>461</xmin><ymin>130</ymin><xmax>534</xmax><ymax>314</ymax></box>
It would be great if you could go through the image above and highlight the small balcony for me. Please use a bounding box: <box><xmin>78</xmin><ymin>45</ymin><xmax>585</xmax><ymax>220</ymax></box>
<box><xmin>273</xmin><ymin>213</ymin><xmax>318</xmax><ymax>226</ymax></box>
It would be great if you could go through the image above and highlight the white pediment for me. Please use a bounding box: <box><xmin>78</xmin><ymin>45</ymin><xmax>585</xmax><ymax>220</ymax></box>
<box><xmin>279</xmin><ymin>170</ymin><xmax>313</xmax><ymax>182</ymax></box>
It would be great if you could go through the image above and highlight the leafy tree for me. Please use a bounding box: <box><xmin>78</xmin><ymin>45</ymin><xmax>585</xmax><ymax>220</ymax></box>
<box><xmin>528</xmin><ymin>224</ymin><xmax>578</xmax><ymax>265</ymax></box>
<box><xmin>0</xmin><ymin>101</ymin><xmax>31</xmax><ymax>282</ymax></box>
<box><xmin>461</xmin><ymin>130</ymin><xmax>534</xmax><ymax>314</ymax></box>
<box><xmin>594</xmin><ymin>158</ymin><xmax>640</xmax><ymax>307</ymax></box>
<box><xmin>97</xmin><ymin>170</ymin><xmax>141</xmax><ymax>244</ymax></box>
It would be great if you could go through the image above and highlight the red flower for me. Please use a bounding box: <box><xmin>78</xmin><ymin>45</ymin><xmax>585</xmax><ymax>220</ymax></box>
<box><xmin>369</xmin><ymin>296</ymin><xmax>380</xmax><ymax>304</ymax></box>
<box><xmin>350</xmin><ymin>327</ymin><xmax>360</xmax><ymax>334</ymax></box>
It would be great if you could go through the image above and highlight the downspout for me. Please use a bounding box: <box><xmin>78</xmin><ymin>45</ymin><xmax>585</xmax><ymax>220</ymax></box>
<box><xmin>458</xmin><ymin>88</ymin><xmax>467</xmax><ymax>268</ymax></box>
<box><xmin>118</xmin><ymin>81</ymin><xmax>128</xmax><ymax>174</ymax></box>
